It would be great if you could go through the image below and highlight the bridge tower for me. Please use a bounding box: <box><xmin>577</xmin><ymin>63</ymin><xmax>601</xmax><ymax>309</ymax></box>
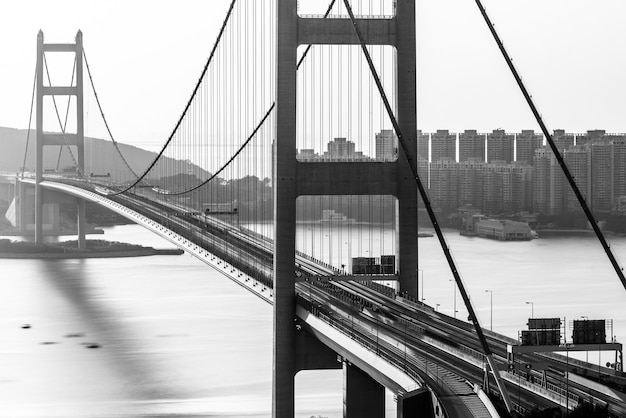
<box><xmin>274</xmin><ymin>1</ymin><xmax>417</xmax><ymax>416</ymax></box>
<box><xmin>35</xmin><ymin>30</ymin><xmax>86</xmax><ymax>247</ymax></box>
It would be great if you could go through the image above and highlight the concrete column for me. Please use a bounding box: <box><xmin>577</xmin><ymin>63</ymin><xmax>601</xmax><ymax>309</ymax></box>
<box><xmin>75</xmin><ymin>30</ymin><xmax>85</xmax><ymax>175</ymax></box>
<box><xmin>274</xmin><ymin>1</ymin><xmax>298</xmax><ymax>417</ymax></box>
<box><xmin>77</xmin><ymin>198</ymin><xmax>86</xmax><ymax>249</ymax></box>
<box><xmin>396</xmin><ymin>389</ymin><xmax>435</xmax><ymax>418</ymax></box>
<box><xmin>35</xmin><ymin>30</ymin><xmax>44</xmax><ymax>244</ymax></box>
<box><xmin>343</xmin><ymin>362</ymin><xmax>385</xmax><ymax>418</ymax></box>
<box><xmin>395</xmin><ymin>1</ymin><xmax>418</xmax><ymax>299</ymax></box>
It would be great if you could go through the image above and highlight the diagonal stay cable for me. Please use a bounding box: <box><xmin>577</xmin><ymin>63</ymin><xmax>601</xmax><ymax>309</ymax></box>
<box><xmin>474</xmin><ymin>0</ymin><xmax>626</xmax><ymax>292</ymax></box>
<box><xmin>107</xmin><ymin>0</ymin><xmax>238</xmax><ymax>196</ymax></box>
<box><xmin>20</xmin><ymin>68</ymin><xmax>37</xmax><ymax>179</ymax></box>
<box><xmin>83</xmin><ymin>48</ymin><xmax>140</xmax><ymax>180</ymax></box>
<box><xmin>151</xmin><ymin>0</ymin><xmax>338</xmax><ymax>196</ymax></box>
<box><xmin>341</xmin><ymin>0</ymin><xmax>514</xmax><ymax>412</ymax></box>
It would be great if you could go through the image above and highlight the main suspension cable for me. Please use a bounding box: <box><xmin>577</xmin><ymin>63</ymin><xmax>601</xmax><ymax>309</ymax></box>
<box><xmin>107</xmin><ymin>0</ymin><xmax>238</xmax><ymax>196</ymax></box>
<box><xmin>152</xmin><ymin>0</ymin><xmax>338</xmax><ymax>197</ymax></box>
<box><xmin>83</xmin><ymin>48</ymin><xmax>140</xmax><ymax>180</ymax></box>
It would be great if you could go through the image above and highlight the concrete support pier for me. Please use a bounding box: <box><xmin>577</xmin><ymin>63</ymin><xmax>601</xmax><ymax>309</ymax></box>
<box><xmin>343</xmin><ymin>362</ymin><xmax>385</xmax><ymax>418</ymax></box>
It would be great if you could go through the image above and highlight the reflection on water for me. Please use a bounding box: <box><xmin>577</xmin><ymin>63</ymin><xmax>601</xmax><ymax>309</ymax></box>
<box><xmin>0</xmin><ymin>226</ymin><xmax>282</xmax><ymax>417</ymax></box>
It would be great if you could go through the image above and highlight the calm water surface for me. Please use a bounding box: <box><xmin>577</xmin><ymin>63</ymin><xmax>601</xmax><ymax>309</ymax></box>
<box><xmin>1</xmin><ymin>224</ymin><xmax>625</xmax><ymax>417</ymax></box>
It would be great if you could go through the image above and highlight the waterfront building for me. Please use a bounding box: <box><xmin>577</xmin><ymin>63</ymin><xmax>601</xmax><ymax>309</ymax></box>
<box><xmin>458</xmin><ymin>130</ymin><xmax>485</xmax><ymax>162</ymax></box>
<box><xmin>463</xmin><ymin>214</ymin><xmax>533</xmax><ymax>240</ymax></box>
<box><xmin>516</xmin><ymin>130</ymin><xmax>543</xmax><ymax>165</ymax></box>
<box><xmin>431</xmin><ymin>130</ymin><xmax>456</xmax><ymax>162</ymax></box>
<box><xmin>487</xmin><ymin>129</ymin><xmax>514</xmax><ymax>163</ymax></box>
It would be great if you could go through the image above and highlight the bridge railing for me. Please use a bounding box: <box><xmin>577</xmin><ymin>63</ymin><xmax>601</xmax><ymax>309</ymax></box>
<box><xmin>297</xmin><ymin>293</ymin><xmax>449</xmax><ymax>395</ymax></box>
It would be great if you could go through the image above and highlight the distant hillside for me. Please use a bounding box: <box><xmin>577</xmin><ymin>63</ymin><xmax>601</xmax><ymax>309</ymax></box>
<box><xmin>0</xmin><ymin>127</ymin><xmax>208</xmax><ymax>180</ymax></box>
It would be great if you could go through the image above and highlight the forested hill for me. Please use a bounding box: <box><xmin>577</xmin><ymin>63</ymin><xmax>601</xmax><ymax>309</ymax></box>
<box><xmin>0</xmin><ymin>127</ymin><xmax>207</xmax><ymax>179</ymax></box>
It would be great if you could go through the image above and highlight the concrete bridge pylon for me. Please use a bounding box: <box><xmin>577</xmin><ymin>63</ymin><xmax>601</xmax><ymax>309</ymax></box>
<box><xmin>274</xmin><ymin>1</ymin><xmax>418</xmax><ymax>416</ymax></box>
<box><xmin>35</xmin><ymin>30</ymin><xmax>86</xmax><ymax>247</ymax></box>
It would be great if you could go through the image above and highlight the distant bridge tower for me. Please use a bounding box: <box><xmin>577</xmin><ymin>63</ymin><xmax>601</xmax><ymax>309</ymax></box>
<box><xmin>35</xmin><ymin>30</ymin><xmax>86</xmax><ymax>247</ymax></box>
<box><xmin>274</xmin><ymin>1</ymin><xmax>417</xmax><ymax>416</ymax></box>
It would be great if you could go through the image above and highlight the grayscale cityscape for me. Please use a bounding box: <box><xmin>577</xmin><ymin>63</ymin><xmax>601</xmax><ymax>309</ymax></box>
<box><xmin>1</xmin><ymin>1</ymin><xmax>625</xmax><ymax>418</ymax></box>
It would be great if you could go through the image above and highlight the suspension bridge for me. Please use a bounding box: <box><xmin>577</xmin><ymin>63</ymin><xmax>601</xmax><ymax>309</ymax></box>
<box><xmin>3</xmin><ymin>0</ymin><xmax>626</xmax><ymax>417</ymax></box>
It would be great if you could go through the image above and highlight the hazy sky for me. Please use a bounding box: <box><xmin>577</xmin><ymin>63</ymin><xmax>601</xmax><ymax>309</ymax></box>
<box><xmin>1</xmin><ymin>0</ymin><xmax>625</xmax><ymax>151</ymax></box>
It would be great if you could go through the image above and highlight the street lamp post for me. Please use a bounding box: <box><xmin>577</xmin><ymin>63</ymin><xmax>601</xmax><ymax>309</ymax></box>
<box><xmin>418</xmin><ymin>269</ymin><xmax>424</xmax><ymax>303</ymax></box>
<box><xmin>525</xmin><ymin>301</ymin><xmax>534</xmax><ymax>318</ymax></box>
<box><xmin>450</xmin><ymin>279</ymin><xmax>457</xmax><ymax>318</ymax></box>
<box><xmin>324</xmin><ymin>234</ymin><xmax>332</xmax><ymax>266</ymax></box>
<box><xmin>485</xmin><ymin>290</ymin><xmax>493</xmax><ymax>331</ymax></box>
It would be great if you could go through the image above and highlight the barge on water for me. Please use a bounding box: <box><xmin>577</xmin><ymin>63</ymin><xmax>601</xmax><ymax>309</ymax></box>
<box><xmin>461</xmin><ymin>213</ymin><xmax>537</xmax><ymax>241</ymax></box>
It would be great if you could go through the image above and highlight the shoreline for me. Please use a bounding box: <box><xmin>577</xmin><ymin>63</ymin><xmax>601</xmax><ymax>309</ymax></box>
<box><xmin>0</xmin><ymin>248</ymin><xmax>183</xmax><ymax>259</ymax></box>
<box><xmin>0</xmin><ymin>248</ymin><xmax>184</xmax><ymax>259</ymax></box>
<box><xmin>0</xmin><ymin>238</ymin><xmax>184</xmax><ymax>259</ymax></box>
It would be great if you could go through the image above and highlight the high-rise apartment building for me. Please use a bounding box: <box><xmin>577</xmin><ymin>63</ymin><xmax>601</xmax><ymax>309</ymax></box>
<box><xmin>576</xmin><ymin>130</ymin><xmax>606</xmax><ymax>147</ymax></box>
<box><xmin>430</xmin><ymin>130</ymin><xmax>456</xmax><ymax>162</ymax></box>
<box><xmin>457</xmin><ymin>158</ymin><xmax>484</xmax><ymax>209</ymax></box>
<box><xmin>511</xmin><ymin>162</ymin><xmax>534</xmax><ymax>213</ymax></box>
<box><xmin>458</xmin><ymin>130</ymin><xmax>485</xmax><ymax>162</ymax></box>
<box><xmin>590</xmin><ymin>141</ymin><xmax>613</xmax><ymax>213</ymax></box>
<box><xmin>516</xmin><ymin>130</ymin><xmax>543</xmax><ymax>165</ymax></box>
<box><xmin>563</xmin><ymin>146</ymin><xmax>591</xmax><ymax>212</ymax></box>
<box><xmin>417</xmin><ymin>130</ymin><xmax>429</xmax><ymax>161</ymax></box>
<box><xmin>375</xmin><ymin>129</ymin><xmax>397</xmax><ymax>161</ymax></box>
<box><xmin>323</xmin><ymin>137</ymin><xmax>367</xmax><ymax>161</ymax></box>
<box><xmin>612</xmin><ymin>135</ymin><xmax>626</xmax><ymax>203</ymax></box>
<box><xmin>429</xmin><ymin>158</ymin><xmax>458</xmax><ymax>213</ymax></box>
<box><xmin>482</xmin><ymin>164</ymin><xmax>506</xmax><ymax>214</ymax></box>
<box><xmin>487</xmin><ymin>129</ymin><xmax>514</xmax><ymax>163</ymax></box>
<box><xmin>552</xmin><ymin>129</ymin><xmax>575</xmax><ymax>155</ymax></box>
<box><xmin>480</xmin><ymin>162</ymin><xmax>532</xmax><ymax>214</ymax></box>
<box><xmin>533</xmin><ymin>147</ymin><xmax>565</xmax><ymax>215</ymax></box>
